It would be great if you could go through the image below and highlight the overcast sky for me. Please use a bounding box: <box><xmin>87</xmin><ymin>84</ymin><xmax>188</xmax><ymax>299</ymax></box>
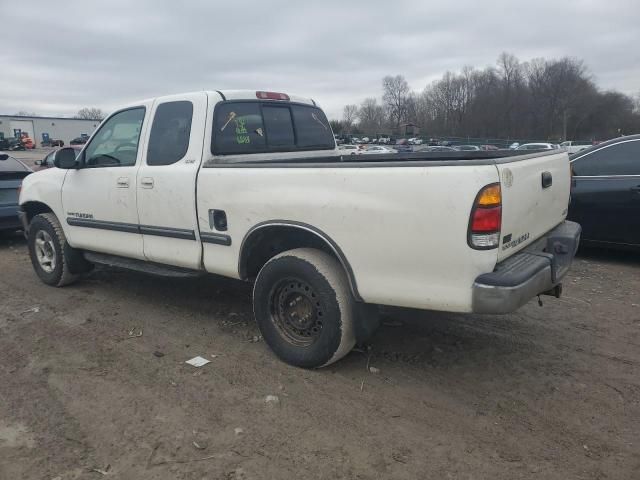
<box><xmin>1</xmin><ymin>0</ymin><xmax>638</xmax><ymax>119</ymax></box>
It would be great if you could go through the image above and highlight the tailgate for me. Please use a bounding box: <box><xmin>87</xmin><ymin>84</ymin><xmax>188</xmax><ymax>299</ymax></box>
<box><xmin>496</xmin><ymin>151</ymin><xmax>571</xmax><ymax>261</ymax></box>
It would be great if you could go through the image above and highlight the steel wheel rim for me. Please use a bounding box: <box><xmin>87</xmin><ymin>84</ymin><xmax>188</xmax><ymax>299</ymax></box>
<box><xmin>34</xmin><ymin>230</ymin><xmax>56</xmax><ymax>273</ymax></box>
<box><xmin>269</xmin><ymin>278</ymin><xmax>323</xmax><ymax>347</ymax></box>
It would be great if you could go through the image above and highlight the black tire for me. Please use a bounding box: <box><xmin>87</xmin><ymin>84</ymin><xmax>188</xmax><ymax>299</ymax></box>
<box><xmin>28</xmin><ymin>213</ymin><xmax>81</xmax><ymax>287</ymax></box>
<box><xmin>253</xmin><ymin>248</ymin><xmax>356</xmax><ymax>368</ymax></box>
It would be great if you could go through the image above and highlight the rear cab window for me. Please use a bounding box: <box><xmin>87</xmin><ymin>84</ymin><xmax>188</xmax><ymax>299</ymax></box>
<box><xmin>212</xmin><ymin>101</ymin><xmax>335</xmax><ymax>157</ymax></box>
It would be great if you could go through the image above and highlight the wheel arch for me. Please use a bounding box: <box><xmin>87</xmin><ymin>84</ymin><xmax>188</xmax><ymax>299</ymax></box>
<box><xmin>238</xmin><ymin>221</ymin><xmax>362</xmax><ymax>301</ymax></box>
<box><xmin>21</xmin><ymin>200</ymin><xmax>54</xmax><ymax>225</ymax></box>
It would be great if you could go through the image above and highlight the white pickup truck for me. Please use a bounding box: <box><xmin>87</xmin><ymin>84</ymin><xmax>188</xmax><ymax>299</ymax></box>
<box><xmin>19</xmin><ymin>90</ymin><xmax>581</xmax><ymax>368</ymax></box>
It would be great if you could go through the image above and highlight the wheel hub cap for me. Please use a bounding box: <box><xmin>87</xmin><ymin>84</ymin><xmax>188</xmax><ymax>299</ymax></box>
<box><xmin>34</xmin><ymin>230</ymin><xmax>56</xmax><ymax>273</ymax></box>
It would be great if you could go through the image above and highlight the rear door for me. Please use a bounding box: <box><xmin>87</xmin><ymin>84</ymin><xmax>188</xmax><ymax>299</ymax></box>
<box><xmin>495</xmin><ymin>151</ymin><xmax>571</xmax><ymax>260</ymax></box>
<box><xmin>136</xmin><ymin>92</ymin><xmax>207</xmax><ymax>269</ymax></box>
<box><xmin>569</xmin><ymin>139</ymin><xmax>640</xmax><ymax>246</ymax></box>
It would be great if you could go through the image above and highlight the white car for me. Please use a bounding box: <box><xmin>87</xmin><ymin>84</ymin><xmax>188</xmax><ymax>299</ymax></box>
<box><xmin>338</xmin><ymin>144</ymin><xmax>362</xmax><ymax>155</ymax></box>
<box><xmin>517</xmin><ymin>143</ymin><xmax>559</xmax><ymax>151</ymax></box>
<box><xmin>362</xmin><ymin>145</ymin><xmax>395</xmax><ymax>154</ymax></box>
<box><xmin>378</xmin><ymin>136</ymin><xmax>390</xmax><ymax>144</ymax></box>
<box><xmin>509</xmin><ymin>142</ymin><xmax>520</xmax><ymax>149</ymax></box>
<box><xmin>560</xmin><ymin>141</ymin><xmax>591</xmax><ymax>154</ymax></box>
<box><xmin>19</xmin><ymin>89</ymin><xmax>580</xmax><ymax>368</ymax></box>
<box><xmin>361</xmin><ymin>137</ymin><xmax>370</xmax><ymax>143</ymax></box>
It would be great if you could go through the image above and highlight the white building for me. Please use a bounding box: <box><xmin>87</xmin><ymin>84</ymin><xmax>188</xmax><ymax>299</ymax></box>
<box><xmin>0</xmin><ymin>114</ymin><xmax>100</xmax><ymax>146</ymax></box>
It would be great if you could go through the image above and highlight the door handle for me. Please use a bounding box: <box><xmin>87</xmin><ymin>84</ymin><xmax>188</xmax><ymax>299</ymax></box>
<box><xmin>116</xmin><ymin>177</ymin><xmax>130</xmax><ymax>188</ymax></box>
<box><xmin>140</xmin><ymin>177</ymin><xmax>154</xmax><ymax>189</ymax></box>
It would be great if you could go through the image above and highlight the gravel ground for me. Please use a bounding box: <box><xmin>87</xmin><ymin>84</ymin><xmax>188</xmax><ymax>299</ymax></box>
<box><xmin>1</xmin><ymin>150</ymin><xmax>639</xmax><ymax>479</ymax></box>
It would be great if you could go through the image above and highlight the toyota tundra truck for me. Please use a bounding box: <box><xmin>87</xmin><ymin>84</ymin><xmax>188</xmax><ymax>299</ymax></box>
<box><xmin>18</xmin><ymin>90</ymin><xmax>581</xmax><ymax>368</ymax></box>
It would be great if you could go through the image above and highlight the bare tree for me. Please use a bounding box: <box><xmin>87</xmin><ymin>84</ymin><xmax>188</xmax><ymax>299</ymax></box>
<box><xmin>358</xmin><ymin>98</ymin><xmax>385</xmax><ymax>134</ymax></box>
<box><xmin>342</xmin><ymin>104</ymin><xmax>359</xmax><ymax>133</ymax></box>
<box><xmin>382</xmin><ymin>75</ymin><xmax>410</xmax><ymax>128</ymax></box>
<box><xmin>76</xmin><ymin>107</ymin><xmax>105</xmax><ymax>120</ymax></box>
<box><xmin>342</xmin><ymin>54</ymin><xmax>639</xmax><ymax>142</ymax></box>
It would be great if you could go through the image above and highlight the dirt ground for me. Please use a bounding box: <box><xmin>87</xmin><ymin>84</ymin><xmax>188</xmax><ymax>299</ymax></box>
<box><xmin>1</xmin><ymin>150</ymin><xmax>640</xmax><ymax>479</ymax></box>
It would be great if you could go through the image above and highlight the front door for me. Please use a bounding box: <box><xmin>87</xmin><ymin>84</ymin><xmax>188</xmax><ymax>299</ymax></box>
<box><xmin>61</xmin><ymin>105</ymin><xmax>151</xmax><ymax>259</ymax></box>
<box><xmin>570</xmin><ymin>138</ymin><xmax>640</xmax><ymax>246</ymax></box>
<box><xmin>136</xmin><ymin>93</ymin><xmax>207</xmax><ymax>269</ymax></box>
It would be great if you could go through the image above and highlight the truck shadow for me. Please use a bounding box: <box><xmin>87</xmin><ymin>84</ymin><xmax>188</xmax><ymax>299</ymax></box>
<box><xmin>80</xmin><ymin>265</ymin><xmax>557</xmax><ymax>378</ymax></box>
<box><xmin>577</xmin><ymin>246</ymin><xmax>640</xmax><ymax>267</ymax></box>
<box><xmin>0</xmin><ymin>231</ymin><xmax>26</xmax><ymax>249</ymax></box>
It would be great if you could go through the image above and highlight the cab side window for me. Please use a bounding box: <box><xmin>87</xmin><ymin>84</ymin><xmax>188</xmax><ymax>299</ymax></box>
<box><xmin>572</xmin><ymin>140</ymin><xmax>640</xmax><ymax>176</ymax></box>
<box><xmin>147</xmin><ymin>101</ymin><xmax>193</xmax><ymax>166</ymax></box>
<box><xmin>84</xmin><ymin>108</ymin><xmax>145</xmax><ymax>168</ymax></box>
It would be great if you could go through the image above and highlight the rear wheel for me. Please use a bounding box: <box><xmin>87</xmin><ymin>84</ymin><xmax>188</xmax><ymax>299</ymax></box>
<box><xmin>28</xmin><ymin>213</ymin><xmax>82</xmax><ymax>287</ymax></box>
<box><xmin>253</xmin><ymin>248</ymin><xmax>356</xmax><ymax>368</ymax></box>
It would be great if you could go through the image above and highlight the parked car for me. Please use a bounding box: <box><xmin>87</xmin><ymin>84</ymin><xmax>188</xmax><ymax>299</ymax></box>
<box><xmin>420</xmin><ymin>146</ymin><xmax>457</xmax><ymax>152</ymax></box>
<box><xmin>338</xmin><ymin>144</ymin><xmax>362</xmax><ymax>155</ymax></box>
<box><xmin>2</xmin><ymin>137</ymin><xmax>26</xmax><ymax>151</ymax></box>
<box><xmin>34</xmin><ymin>146</ymin><xmax>83</xmax><ymax>171</ymax></box>
<box><xmin>70</xmin><ymin>136</ymin><xmax>89</xmax><ymax>145</ymax></box>
<box><xmin>560</xmin><ymin>141</ymin><xmax>591</xmax><ymax>154</ymax></box>
<box><xmin>0</xmin><ymin>153</ymin><xmax>32</xmax><ymax>231</ymax></box>
<box><xmin>455</xmin><ymin>145</ymin><xmax>481</xmax><ymax>151</ymax></box>
<box><xmin>517</xmin><ymin>143</ymin><xmax>558</xmax><ymax>151</ymax></box>
<box><xmin>42</xmin><ymin>139</ymin><xmax>65</xmax><ymax>147</ymax></box>
<box><xmin>393</xmin><ymin>139</ymin><xmax>412</xmax><ymax>153</ymax></box>
<box><xmin>568</xmin><ymin>134</ymin><xmax>640</xmax><ymax>249</ymax></box>
<box><xmin>479</xmin><ymin>144</ymin><xmax>500</xmax><ymax>151</ymax></box>
<box><xmin>19</xmin><ymin>89</ymin><xmax>579</xmax><ymax>368</ymax></box>
<box><xmin>377</xmin><ymin>136</ymin><xmax>391</xmax><ymax>145</ymax></box>
<box><xmin>509</xmin><ymin>142</ymin><xmax>520</xmax><ymax>149</ymax></box>
<box><xmin>362</xmin><ymin>146</ymin><xmax>395</xmax><ymax>155</ymax></box>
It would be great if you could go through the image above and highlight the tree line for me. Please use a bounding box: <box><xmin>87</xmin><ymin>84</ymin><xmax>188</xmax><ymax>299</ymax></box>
<box><xmin>332</xmin><ymin>53</ymin><xmax>640</xmax><ymax>142</ymax></box>
<box><xmin>13</xmin><ymin>108</ymin><xmax>105</xmax><ymax>121</ymax></box>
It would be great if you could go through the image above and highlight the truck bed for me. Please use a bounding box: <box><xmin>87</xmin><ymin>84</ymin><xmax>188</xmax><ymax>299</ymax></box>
<box><xmin>204</xmin><ymin>149</ymin><xmax>554</xmax><ymax>167</ymax></box>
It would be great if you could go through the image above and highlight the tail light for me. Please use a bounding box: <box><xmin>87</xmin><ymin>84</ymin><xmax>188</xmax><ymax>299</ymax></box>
<box><xmin>256</xmin><ymin>91</ymin><xmax>290</xmax><ymax>101</ymax></box>
<box><xmin>468</xmin><ymin>183</ymin><xmax>501</xmax><ymax>249</ymax></box>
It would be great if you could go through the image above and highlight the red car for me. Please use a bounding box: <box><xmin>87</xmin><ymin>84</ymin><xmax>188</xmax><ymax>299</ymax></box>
<box><xmin>34</xmin><ymin>146</ymin><xmax>83</xmax><ymax>171</ymax></box>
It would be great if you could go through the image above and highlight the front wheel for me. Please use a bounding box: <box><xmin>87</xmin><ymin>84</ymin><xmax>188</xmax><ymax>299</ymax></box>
<box><xmin>28</xmin><ymin>213</ymin><xmax>81</xmax><ymax>287</ymax></box>
<box><xmin>253</xmin><ymin>248</ymin><xmax>356</xmax><ymax>368</ymax></box>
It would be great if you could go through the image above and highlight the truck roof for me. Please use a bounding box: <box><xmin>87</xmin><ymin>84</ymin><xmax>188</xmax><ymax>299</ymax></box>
<box><xmin>131</xmin><ymin>90</ymin><xmax>317</xmax><ymax>110</ymax></box>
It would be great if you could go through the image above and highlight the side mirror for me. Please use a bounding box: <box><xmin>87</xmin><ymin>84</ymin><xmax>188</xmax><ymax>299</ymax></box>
<box><xmin>54</xmin><ymin>148</ymin><xmax>78</xmax><ymax>169</ymax></box>
<box><xmin>0</xmin><ymin>153</ymin><xmax>8</xmax><ymax>160</ymax></box>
